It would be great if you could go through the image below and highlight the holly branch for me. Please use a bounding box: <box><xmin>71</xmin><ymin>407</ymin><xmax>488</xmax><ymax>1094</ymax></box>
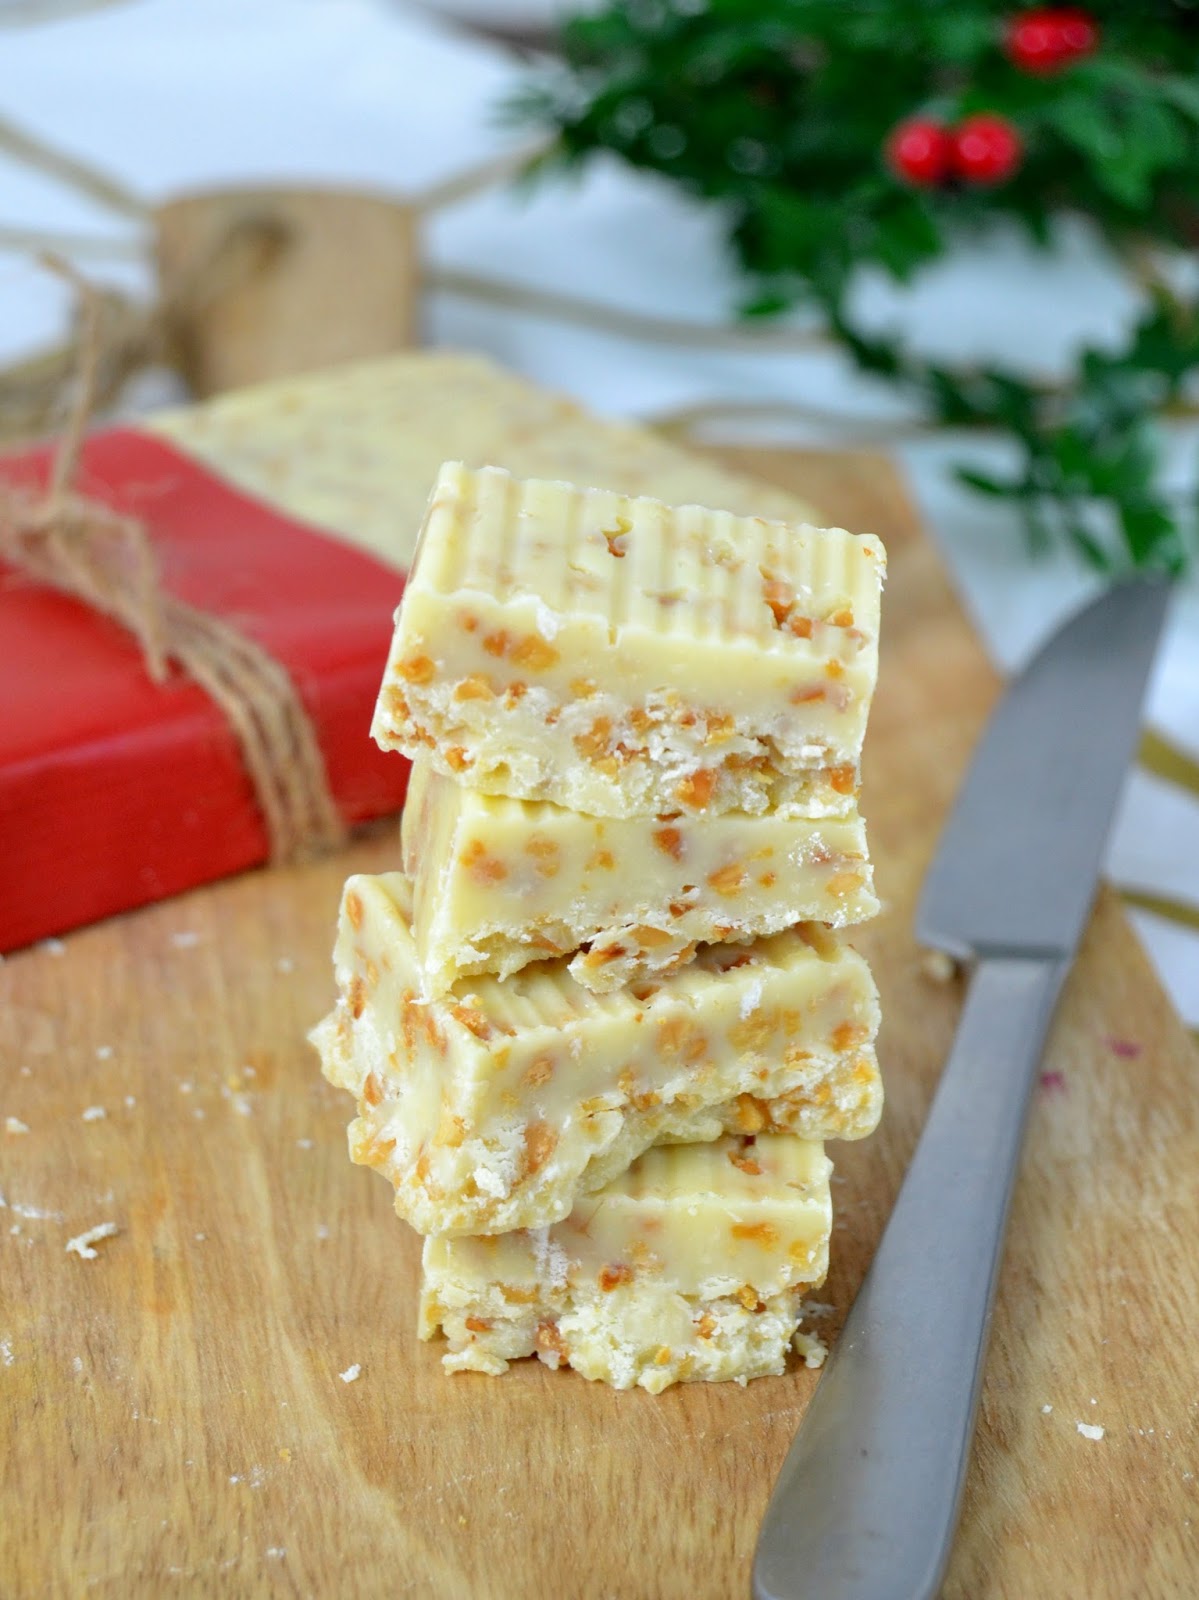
<box><xmin>513</xmin><ymin>1</ymin><xmax>1199</xmax><ymax>573</ymax></box>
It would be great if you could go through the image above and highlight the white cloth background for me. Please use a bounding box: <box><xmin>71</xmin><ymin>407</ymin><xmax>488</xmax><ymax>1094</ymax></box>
<box><xmin>2</xmin><ymin>0</ymin><xmax>1196</xmax><ymax>1020</ymax></box>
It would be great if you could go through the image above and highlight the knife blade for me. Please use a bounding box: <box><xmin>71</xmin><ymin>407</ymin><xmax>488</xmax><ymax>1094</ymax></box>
<box><xmin>917</xmin><ymin>578</ymin><xmax>1172</xmax><ymax>962</ymax></box>
<box><xmin>753</xmin><ymin>578</ymin><xmax>1170</xmax><ymax>1600</ymax></box>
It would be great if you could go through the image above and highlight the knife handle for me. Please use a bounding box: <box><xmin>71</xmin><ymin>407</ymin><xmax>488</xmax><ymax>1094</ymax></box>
<box><xmin>753</xmin><ymin>953</ymin><xmax>1069</xmax><ymax>1600</ymax></box>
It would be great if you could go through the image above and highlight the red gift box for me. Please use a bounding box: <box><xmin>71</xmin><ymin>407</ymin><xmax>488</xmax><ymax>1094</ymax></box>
<box><xmin>0</xmin><ymin>427</ymin><xmax>408</xmax><ymax>952</ymax></box>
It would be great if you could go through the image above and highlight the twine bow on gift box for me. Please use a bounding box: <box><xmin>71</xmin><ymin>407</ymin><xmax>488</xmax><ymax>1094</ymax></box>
<box><xmin>0</xmin><ymin>102</ymin><xmax>547</xmax><ymax>441</ymax></box>
<box><xmin>0</xmin><ymin>261</ymin><xmax>347</xmax><ymax>865</ymax></box>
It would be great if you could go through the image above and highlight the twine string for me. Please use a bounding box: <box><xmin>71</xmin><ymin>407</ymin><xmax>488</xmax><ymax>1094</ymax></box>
<box><xmin>0</xmin><ymin>258</ymin><xmax>346</xmax><ymax>863</ymax></box>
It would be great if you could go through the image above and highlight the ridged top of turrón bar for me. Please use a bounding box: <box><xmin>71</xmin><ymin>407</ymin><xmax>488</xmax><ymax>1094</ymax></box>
<box><xmin>341</xmin><ymin>873</ymin><xmax>875</xmax><ymax>1040</ymax></box>
<box><xmin>605</xmin><ymin>1135</ymin><xmax>831</xmax><ymax>1206</ymax></box>
<box><xmin>407</xmin><ymin>463</ymin><xmax>886</xmax><ymax>648</ymax></box>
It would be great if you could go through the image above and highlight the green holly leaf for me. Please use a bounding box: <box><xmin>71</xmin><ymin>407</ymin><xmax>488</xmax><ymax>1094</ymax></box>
<box><xmin>955</xmin><ymin>466</ymin><xmax>1020</xmax><ymax>497</ymax></box>
<box><xmin>1066</xmin><ymin>519</ymin><xmax>1115</xmax><ymax>572</ymax></box>
<box><xmin>740</xmin><ymin>287</ymin><xmax>798</xmax><ymax>318</ymax></box>
<box><xmin>1157</xmin><ymin>75</ymin><xmax>1199</xmax><ymax>124</ymax></box>
<box><xmin>510</xmin><ymin>0</ymin><xmax>1199</xmax><ymax>573</ymax></box>
<box><xmin>1118</xmin><ymin>498</ymin><xmax>1185</xmax><ymax>572</ymax></box>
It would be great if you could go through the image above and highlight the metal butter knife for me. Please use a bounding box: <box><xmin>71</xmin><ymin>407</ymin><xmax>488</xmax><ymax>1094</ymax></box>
<box><xmin>753</xmin><ymin>579</ymin><xmax>1170</xmax><ymax>1600</ymax></box>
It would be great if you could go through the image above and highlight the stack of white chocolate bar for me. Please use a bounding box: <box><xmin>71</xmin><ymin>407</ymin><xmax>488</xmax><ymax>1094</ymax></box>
<box><xmin>311</xmin><ymin>462</ymin><xmax>886</xmax><ymax>1392</ymax></box>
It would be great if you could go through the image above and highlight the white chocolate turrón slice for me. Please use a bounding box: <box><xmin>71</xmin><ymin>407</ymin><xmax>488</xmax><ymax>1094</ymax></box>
<box><xmin>421</xmin><ymin>1135</ymin><xmax>833</xmax><ymax>1391</ymax></box>
<box><xmin>372</xmin><ymin>463</ymin><xmax>885</xmax><ymax>818</ymax></box>
<box><xmin>150</xmin><ymin>351</ymin><xmax>823</xmax><ymax>574</ymax></box>
<box><xmin>403</xmin><ymin>756</ymin><xmax>878</xmax><ymax>995</ymax></box>
<box><xmin>311</xmin><ymin>873</ymin><xmax>881</xmax><ymax>1236</ymax></box>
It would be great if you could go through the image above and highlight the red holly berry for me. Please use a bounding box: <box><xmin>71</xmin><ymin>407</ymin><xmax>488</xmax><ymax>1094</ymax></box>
<box><xmin>951</xmin><ymin>114</ymin><xmax>1023</xmax><ymax>185</ymax></box>
<box><xmin>886</xmin><ymin>118</ymin><xmax>952</xmax><ymax>187</ymax></box>
<box><xmin>1006</xmin><ymin>8</ymin><xmax>1099</xmax><ymax>75</ymax></box>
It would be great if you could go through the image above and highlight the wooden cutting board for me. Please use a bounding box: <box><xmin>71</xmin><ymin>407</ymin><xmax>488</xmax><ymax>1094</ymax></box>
<box><xmin>2</xmin><ymin>446</ymin><xmax>1196</xmax><ymax>1599</ymax></box>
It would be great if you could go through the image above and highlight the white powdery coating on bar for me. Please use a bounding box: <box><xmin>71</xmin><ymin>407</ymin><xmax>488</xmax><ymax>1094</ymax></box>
<box><xmin>739</xmin><ymin>980</ymin><xmax>764</xmax><ymax>1019</ymax></box>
